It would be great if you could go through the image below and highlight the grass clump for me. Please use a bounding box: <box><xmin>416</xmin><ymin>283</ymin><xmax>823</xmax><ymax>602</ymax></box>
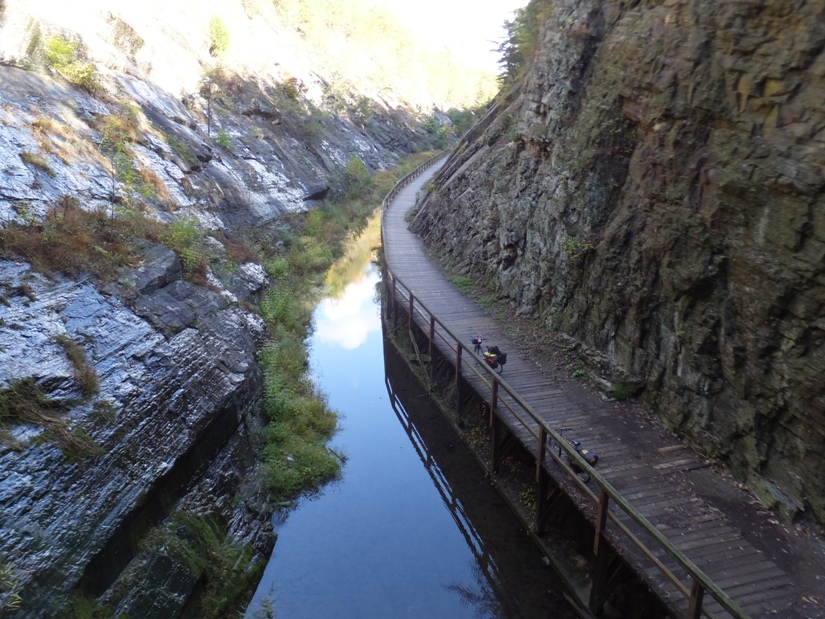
<box><xmin>0</xmin><ymin>197</ymin><xmax>209</xmax><ymax>286</ymax></box>
<box><xmin>450</xmin><ymin>275</ymin><xmax>474</xmax><ymax>295</ymax></box>
<box><xmin>159</xmin><ymin>216</ymin><xmax>208</xmax><ymax>283</ymax></box>
<box><xmin>0</xmin><ymin>199</ymin><xmax>137</xmax><ymax>281</ymax></box>
<box><xmin>55</xmin><ymin>334</ymin><xmax>99</xmax><ymax>398</ymax></box>
<box><xmin>214</xmin><ymin>129</ymin><xmax>233</xmax><ymax>150</ymax></box>
<box><xmin>611</xmin><ymin>383</ymin><xmax>632</xmax><ymax>401</ymax></box>
<box><xmin>0</xmin><ymin>378</ymin><xmax>102</xmax><ymax>460</ymax></box>
<box><xmin>0</xmin><ymin>558</ymin><xmax>22</xmax><ymax>613</ymax></box>
<box><xmin>58</xmin><ymin>594</ymin><xmax>114</xmax><ymax>619</ymax></box>
<box><xmin>19</xmin><ymin>152</ymin><xmax>55</xmax><ymax>177</ymax></box>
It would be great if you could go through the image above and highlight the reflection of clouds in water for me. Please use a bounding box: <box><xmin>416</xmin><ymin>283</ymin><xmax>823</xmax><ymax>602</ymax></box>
<box><xmin>315</xmin><ymin>268</ymin><xmax>380</xmax><ymax>350</ymax></box>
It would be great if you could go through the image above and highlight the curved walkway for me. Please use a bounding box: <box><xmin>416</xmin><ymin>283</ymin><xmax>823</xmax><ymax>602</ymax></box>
<box><xmin>382</xmin><ymin>160</ymin><xmax>825</xmax><ymax>619</ymax></box>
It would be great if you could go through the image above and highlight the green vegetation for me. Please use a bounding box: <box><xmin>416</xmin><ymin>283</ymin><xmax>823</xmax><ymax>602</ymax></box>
<box><xmin>59</xmin><ymin>594</ymin><xmax>115</xmax><ymax>619</ymax></box>
<box><xmin>140</xmin><ymin>512</ymin><xmax>262</xmax><ymax>618</ymax></box>
<box><xmin>55</xmin><ymin>334</ymin><xmax>99</xmax><ymax>398</ymax></box>
<box><xmin>562</xmin><ymin>236</ymin><xmax>595</xmax><ymax>259</ymax></box>
<box><xmin>208</xmin><ymin>16</ymin><xmax>230</xmax><ymax>57</ymax></box>
<box><xmin>214</xmin><ymin>129</ymin><xmax>233</xmax><ymax>150</ymax></box>
<box><xmin>159</xmin><ymin>216</ymin><xmax>208</xmax><ymax>282</ymax></box>
<box><xmin>497</xmin><ymin>0</ymin><xmax>553</xmax><ymax>87</ymax></box>
<box><xmin>612</xmin><ymin>383</ymin><xmax>632</xmax><ymax>401</ymax></box>
<box><xmin>0</xmin><ymin>199</ymin><xmax>137</xmax><ymax>280</ymax></box>
<box><xmin>98</xmin><ymin>107</ymin><xmax>164</xmax><ymax>208</ymax></box>
<box><xmin>0</xmin><ymin>558</ymin><xmax>22</xmax><ymax>613</ymax></box>
<box><xmin>450</xmin><ymin>275</ymin><xmax>474</xmax><ymax>295</ymax></box>
<box><xmin>255</xmin><ymin>151</ymin><xmax>437</xmax><ymax>497</ymax></box>
<box><xmin>44</xmin><ymin>36</ymin><xmax>100</xmax><ymax>93</ymax></box>
<box><xmin>0</xmin><ymin>196</ymin><xmax>212</xmax><ymax>285</ymax></box>
<box><xmin>163</xmin><ymin>132</ymin><xmax>198</xmax><ymax>168</ymax></box>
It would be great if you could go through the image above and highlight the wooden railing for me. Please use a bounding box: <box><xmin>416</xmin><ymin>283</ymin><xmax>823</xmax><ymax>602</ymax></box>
<box><xmin>379</xmin><ymin>161</ymin><xmax>751</xmax><ymax>619</ymax></box>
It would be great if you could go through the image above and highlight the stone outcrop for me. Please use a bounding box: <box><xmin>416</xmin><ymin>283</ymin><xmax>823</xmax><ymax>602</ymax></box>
<box><xmin>412</xmin><ymin>0</ymin><xmax>825</xmax><ymax>526</ymax></box>
<box><xmin>0</xmin><ymin>248</ymin><xmax>267</xmax><ymax>613</ymax></box>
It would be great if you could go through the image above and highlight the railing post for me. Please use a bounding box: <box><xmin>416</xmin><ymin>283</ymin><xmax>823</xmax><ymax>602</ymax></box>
<box><xmin>686</xmin><ymin>579</ymin><xmax>705</xmax><ymax>619</ymax></box>
<box><xmin>589</xmin><ymin>489</ymin><xmax>611</xmax><ymax>616</ymax></box>
<box><xmin>535</xmin><ymin>427</ymin><xmax>549</xmax><ymax>533</ymax></box>
<box><xmin>408</xmin><ymin>293</ymin><xmax>414</xmax><ymax>331</ymax></box>
<box><xmin>488</xmin><ymin>378</ymin><xmax>499</xmax><ymax>428</ymax></box>
<box><xmin>391</xmin><ymin>276</ymin><xmax>398</xmax><ymax>331</ymax></box>
<box><xmin>428</xmin><ymin>316</ymin><xmax>435</xmax><ymax>385</ymax></box>
<box><xmin>490</xmin><ymin>413</ymin><xmax>502</xmax><ymax>475</ymax></box>
<box><xmin>489</xmin><ymin>378</ymin><xmax>501</xmax><ymax>474</ymax></box>
<box><xmin>455</xmin><ymin>344</ymin><xmax>462</xmax><ymax>420</ymax></box>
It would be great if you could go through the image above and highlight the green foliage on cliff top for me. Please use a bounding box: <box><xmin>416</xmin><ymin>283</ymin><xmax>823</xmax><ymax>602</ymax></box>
<box><xmin>497</xmin><ymin>0</ymin><xmax>553</xmax><ymax>87</ymax></box>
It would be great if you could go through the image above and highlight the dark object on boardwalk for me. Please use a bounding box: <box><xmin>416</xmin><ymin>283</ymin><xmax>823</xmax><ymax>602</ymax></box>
<box><xmin>483</xmin><ymin>345</ymin><xmax>507</xmax><ymax>373</ymax></box>
<box><xmin>471</xmin><ymin>334</ymin><xmax>483</xmax><ymax>354</ymax></box>
<box><xmin>550</xmin><ymin>428</ymin><xmax>599</xmax><ymax>484</ymax></box>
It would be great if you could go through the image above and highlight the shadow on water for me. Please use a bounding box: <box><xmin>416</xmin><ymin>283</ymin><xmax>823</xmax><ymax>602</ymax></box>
<box><xmin>382</xmin><ymin>323</ymin><xmax>574</xmax><ymax>619</ymax></box>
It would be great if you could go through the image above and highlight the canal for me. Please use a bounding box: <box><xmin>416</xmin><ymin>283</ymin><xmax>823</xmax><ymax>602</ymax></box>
<box><xmin>246</xmin><ymin>213</ymin><xmax>573</xmax><ymax>618</ymax></box>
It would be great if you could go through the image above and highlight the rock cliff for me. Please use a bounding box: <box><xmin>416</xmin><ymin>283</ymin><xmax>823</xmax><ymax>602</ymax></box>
<box><xmin>412</xmin><ymin>0</ymin><xmax>825</xmax><ymax>526</ymax></box>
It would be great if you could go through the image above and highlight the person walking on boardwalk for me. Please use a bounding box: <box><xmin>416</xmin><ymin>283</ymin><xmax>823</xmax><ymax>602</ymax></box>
<box><xmin>472</xmin><ymin>333</ymin><xmax>483</xmax><ymax>355</ymax></box>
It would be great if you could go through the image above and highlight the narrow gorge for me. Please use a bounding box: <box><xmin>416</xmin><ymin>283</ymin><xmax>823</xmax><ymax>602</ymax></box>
<box><xmin>0</xmin><ymin>0</ymin><xmax>489</xmax><ymax>615</ymax></box>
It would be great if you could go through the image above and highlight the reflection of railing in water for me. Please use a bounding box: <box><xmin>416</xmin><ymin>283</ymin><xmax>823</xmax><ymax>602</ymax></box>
<box><xmin>379</xmin><ymin>158</ymin><xmax>752</xmax><ymax>619</ymax></box>
<box><xmin>382</xmin><ymin>328</ymin><xmax>505</xmax><ymax>604</ymax></box>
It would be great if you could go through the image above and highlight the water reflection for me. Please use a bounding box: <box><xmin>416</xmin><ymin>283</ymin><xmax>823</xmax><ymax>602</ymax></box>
<box><xmin>245</xmin><ymin>208</ymin><xmax>571</xmax><ymax>619</ymax></box>
<box><xmin>314</xmin><ymin>268</ymin><xmax>380</xmax><ymax>350</ymax></box>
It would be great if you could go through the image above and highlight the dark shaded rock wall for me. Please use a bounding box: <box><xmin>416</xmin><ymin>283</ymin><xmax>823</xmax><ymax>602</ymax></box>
<box><xmin>412</xmin><ymin>0</ymin><xmax>825</xmax><ymax>525</ymax></box>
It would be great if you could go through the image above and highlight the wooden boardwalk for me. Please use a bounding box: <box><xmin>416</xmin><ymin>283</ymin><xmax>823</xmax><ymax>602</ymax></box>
<box><xmin>381</xmin><ymin>158</ymin><xmax>825</xmax><ymax>619</ymax></box>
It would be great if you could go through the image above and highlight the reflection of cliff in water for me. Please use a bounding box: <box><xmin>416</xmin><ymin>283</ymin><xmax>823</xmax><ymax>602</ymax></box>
<box><xmin>382</xmin><ymin>322</ymin><xmax>573</xmax><ymax>619</ymax></box>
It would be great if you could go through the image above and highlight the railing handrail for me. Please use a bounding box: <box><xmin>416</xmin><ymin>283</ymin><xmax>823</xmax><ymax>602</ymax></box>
<box><xmin>380</xmin><ymin>163</ymin><xmax>750</xmax><ymax>619</ymax></box>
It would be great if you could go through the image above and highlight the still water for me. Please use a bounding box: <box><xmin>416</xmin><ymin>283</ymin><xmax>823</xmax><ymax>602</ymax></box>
<box><xmin>246</xmin><ymin>214</ymin><xmax>572</xmax><ymax>619</ymax></box>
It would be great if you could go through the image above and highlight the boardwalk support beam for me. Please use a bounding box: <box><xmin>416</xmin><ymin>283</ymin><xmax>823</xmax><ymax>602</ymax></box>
<box><xmin>687</xmin><ymin>579</ymin><xmax>705</xmax><ymax>619</ymax></box>
<box><xmin>535</xmin><ymin>427</ymin><xmax>550</xmax><ymax>533</ymax></box>
<box><xmin>428</xmin><ymin>316</ymin><xmax>435</xmax><ymax>386</ymax></box>
<box><xmin>589</xmin><ymin>489</ymin><xmax>611</xmax><ymax>616</ymax></box>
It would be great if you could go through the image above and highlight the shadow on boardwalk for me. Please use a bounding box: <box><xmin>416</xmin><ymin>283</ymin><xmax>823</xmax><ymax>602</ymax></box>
<box><xmin>381</xmin><ymin>158</ymin><xmax>825</xmax><ymax>619</ymax></box>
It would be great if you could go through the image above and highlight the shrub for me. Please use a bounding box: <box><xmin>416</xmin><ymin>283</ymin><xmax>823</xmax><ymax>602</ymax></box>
<box><xmin>214</xmin><ymin>129</ymin><xmax>233</xmax><ymax>150</ymax></box>
<box><xmin>44</xmin><ymin>36</ymin><xmax>100</xmax><ymax>93</ymax></box>
<box><xmin>208</xmin><ymin>17</ymin><xmax>230</xmax><ymax>57</ymax></box>
<box><xmin>0</xmin><ymin>197</ymin><xmax>134</xmax><ymax>280</ymax></box>
<box><xmin>55</xmin><ymin>334</ymin><xmax>99</xmax><ymax>398</ymax></box>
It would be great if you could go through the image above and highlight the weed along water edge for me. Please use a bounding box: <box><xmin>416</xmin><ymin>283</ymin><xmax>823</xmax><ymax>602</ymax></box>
<box><xmin>245</xmin><ymin>222</ymin><xmax>573</xmax><ymax>618</ymax></box>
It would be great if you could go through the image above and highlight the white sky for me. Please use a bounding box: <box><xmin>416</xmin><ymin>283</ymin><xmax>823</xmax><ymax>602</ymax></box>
<box><xmin>365</xmin><ymin>0</ymin><xmax>528</xmax><ymax>71</ymax></box>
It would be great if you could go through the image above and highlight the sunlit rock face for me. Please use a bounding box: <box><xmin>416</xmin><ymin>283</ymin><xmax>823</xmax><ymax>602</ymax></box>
<box><xmin>0</xmin><ymin>0</ymin><xmax>455</xmax><ymax>614</ymax></box>
<box><xmin>413</xmin><ymin>0</ymin><xmax>825</xmax><ymax>525</ymax></box>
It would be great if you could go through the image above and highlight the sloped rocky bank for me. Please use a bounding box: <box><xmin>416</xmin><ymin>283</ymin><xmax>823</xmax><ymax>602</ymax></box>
<box><xmin>412</xmin><ymin>0</ymin><xmax>825</xmax><ymax>527</ymax></box>
<box><xmin>0</xmin><ymin>1</ymin><xmax>456</xmax><ymax>614</ymax></box>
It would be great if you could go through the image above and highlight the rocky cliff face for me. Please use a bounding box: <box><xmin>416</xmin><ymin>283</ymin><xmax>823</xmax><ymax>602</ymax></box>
<box><xmin>412</xmin><ymin>0</ymin><xmax>825</xmax><ymax>526</ymax></box>
<box><xmin>0</xmin><ymin>0</ymin><xmax>454</xmax><ymax>615</ymax></box>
